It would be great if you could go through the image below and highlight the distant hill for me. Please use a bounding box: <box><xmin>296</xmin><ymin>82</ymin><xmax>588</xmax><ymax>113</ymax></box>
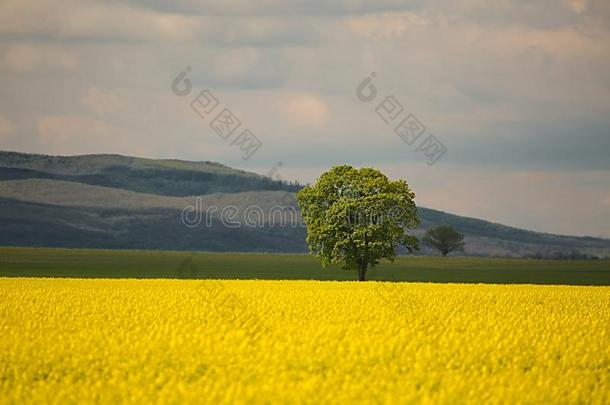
<box><xmin>1</xmin><ymin>151</ymin><xmax>609</xmax><ymax>257</ymax></box>
<box><xmin>0</xmin><ymin>151</ymin><xmax>300</xmax><ymax>196</ymax></box>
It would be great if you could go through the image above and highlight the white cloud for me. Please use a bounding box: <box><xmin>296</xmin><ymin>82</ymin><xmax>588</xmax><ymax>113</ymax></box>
<box><xmin>279</xmin><ymin>94</ymin><xmax>330</xmax><ymax>127</ymax></box>
<box><xmin>0</xmin><ymin>43</ymin><xmax>78</xmax><ymax>72</ymax></box>
<box><xmin>36</xmin><ymin>114</ymin><xmax>126</xmax><ymax>154</ymax></box>
<box><xmin>566</xmin><ymin>0</ymin><xmax>588</xmax><ymax>14</ymax></box>
<box><xmin>347</xmin><ymin>12</ymin><xmax>429</xmax><ymax>40</ymax></box>
<box><xmin>0</xmin><ymin>115</ymin><xmax>15</xmax><ymax>139</ymax></box>
<box><xmin>81</xmin><ymin>87</ymin><xmax>122</xmax><ymax>117</ymax></box>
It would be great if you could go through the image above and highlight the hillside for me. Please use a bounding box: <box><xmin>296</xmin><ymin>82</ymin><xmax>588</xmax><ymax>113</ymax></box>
<box><xmin>0</xmin><ymin>151</ymin><xmax>300</xmax><ymax>196</ymax></box>
<box><xmin>1</xmin><ymin>151</ymin><xmax>609</xmax><ymax>257</ymax></box>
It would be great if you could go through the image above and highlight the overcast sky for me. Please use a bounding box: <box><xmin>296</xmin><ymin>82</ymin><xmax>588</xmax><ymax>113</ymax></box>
<box><xmin>0</xmin><ymin>0</ymin><xmax>609</xmax><ymax>237</ymax></box>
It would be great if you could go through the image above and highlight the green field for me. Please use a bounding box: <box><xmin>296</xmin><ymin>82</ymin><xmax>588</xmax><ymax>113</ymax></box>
<box><xmin>1</xmin><ymin>247</ymin><xmax>609</xmax><ymax>285</ymax></box>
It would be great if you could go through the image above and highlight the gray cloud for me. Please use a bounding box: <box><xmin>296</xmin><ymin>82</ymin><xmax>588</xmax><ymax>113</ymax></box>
<box><xmin>0</xmin><ymin>1</ymin><xmax>321</xmax><ymax>47</ymax></box>
<box><xmin>0</xmin><ymin>0</ymin><xmax>609</xmax><ymax>236</ymax></box>
<box><xmin>112</xmin><ymin>0</ymin><xmax>423</xmax><ymax>17</ymax></box>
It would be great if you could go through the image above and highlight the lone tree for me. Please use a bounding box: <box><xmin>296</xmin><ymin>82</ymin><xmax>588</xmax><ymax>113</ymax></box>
<box><xmin>423</xmin><ymin>225</ymin><xmax>465</xmax><ymax>256</ymax></box>
<box><xmin>297</xmin><ymin>165</ymin><xmax>419</xmax><ymax>281</ymax></box>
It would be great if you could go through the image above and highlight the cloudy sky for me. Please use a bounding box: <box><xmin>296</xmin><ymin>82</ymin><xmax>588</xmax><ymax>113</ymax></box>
<box><xmin>1</xmin><ymin>0</ymin><xmax>609</xmax><ymax>237</ymax></box>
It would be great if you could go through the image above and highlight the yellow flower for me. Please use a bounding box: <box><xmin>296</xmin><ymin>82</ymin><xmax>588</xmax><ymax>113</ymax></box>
<box><xmin>0</xmin><ymin>279</ymin><xmax>608</xmax><ymax>404</ymax></box>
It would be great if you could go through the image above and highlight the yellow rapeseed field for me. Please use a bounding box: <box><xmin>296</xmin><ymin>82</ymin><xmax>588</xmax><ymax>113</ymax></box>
<box><xmin>1</xmin><ymin>278</ymin><xmax>609</xmax><ymax>404</ymax></box>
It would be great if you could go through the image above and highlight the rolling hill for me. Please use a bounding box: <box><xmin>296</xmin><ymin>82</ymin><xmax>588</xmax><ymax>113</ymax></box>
<box><xmin>0</xmin><ymin>151</ymin><xmax>300</xmax><ymax>196</ymax></box>
<box><xmin>1</xmin><ymin>151</ymin><xmax>609</xmax><ymax>257</ymax></box>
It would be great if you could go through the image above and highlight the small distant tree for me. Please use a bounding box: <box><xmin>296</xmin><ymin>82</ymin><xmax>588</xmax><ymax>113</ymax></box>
<box><xmin>423</xmin><ymin>225</ymin><xmax>465</xmax><ymax>256</ymax></box>
<box><xmin>297</xmin><ymin>165</ymin><xmax>420</xmax><ymax>281</ymax></box>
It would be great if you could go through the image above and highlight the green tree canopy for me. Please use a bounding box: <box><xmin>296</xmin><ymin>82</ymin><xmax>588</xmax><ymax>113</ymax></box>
<box><xmin>296</xmin><ymin>165</ymin><xmax>419</xmax><ymax>281</ymax></box>
<box><xmin>423</xmin><ymin>225</ymin><xmax>465</xmax><ymax>256</ymax></box>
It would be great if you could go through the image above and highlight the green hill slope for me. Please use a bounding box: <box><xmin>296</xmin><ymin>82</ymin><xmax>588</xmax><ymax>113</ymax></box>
<box><xmin>0</xmin><ymin>151</ymin><xmax>299</xmax><ymax>196</ymax></box>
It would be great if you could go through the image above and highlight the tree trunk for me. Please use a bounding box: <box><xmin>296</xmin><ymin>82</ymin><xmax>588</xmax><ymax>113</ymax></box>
<box><xmin>358</xmin><ymin>262</ymin><xmax>367</xmax><ymax>281</ymax></box>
